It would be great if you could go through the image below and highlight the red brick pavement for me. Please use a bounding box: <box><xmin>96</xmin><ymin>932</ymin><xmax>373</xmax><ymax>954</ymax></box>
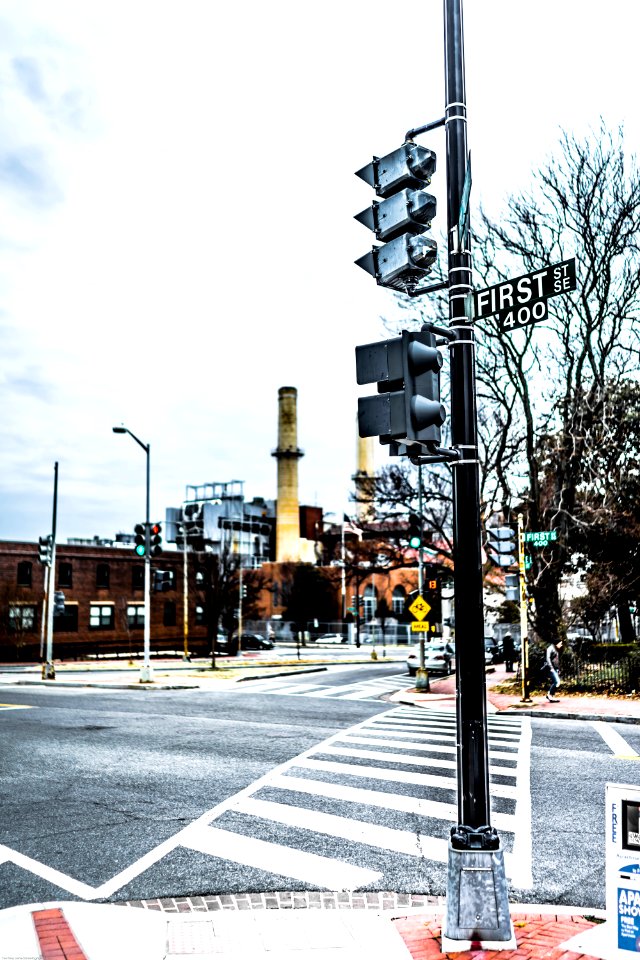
<box><xmin>393</xmin><ymin>913</ymin><xmax>601</xmax><ymax>960</ymax></box>
<box><xmin>32</xmin><ymin>907</ymin><xmax>89</xmax><ymax>960</ymax></box>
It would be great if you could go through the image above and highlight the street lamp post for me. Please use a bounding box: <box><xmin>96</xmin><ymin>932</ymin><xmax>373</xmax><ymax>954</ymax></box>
<box><xmin>113</xmin><ymin>425</ymin><xmax>153</xmax><ymax>682</ymax></box>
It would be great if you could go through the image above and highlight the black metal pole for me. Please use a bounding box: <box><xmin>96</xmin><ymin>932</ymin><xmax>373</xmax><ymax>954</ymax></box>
<box><xmin>444</xmin><ymin>0</ymin><xmax>491</xmax><ymax>830</ymax></box>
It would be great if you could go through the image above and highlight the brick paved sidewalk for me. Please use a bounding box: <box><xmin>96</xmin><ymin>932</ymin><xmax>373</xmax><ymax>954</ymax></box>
<box><xmin>393</xmin><ymin>911</ymin><xmax>603</xmax><ymax>960</ymax></box>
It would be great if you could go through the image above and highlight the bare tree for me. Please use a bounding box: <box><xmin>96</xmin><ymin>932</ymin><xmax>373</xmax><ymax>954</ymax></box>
<box><xmin>472</xmin><ymin>125</ymin><xmax>640</xmax><ymax>643</ymax></box>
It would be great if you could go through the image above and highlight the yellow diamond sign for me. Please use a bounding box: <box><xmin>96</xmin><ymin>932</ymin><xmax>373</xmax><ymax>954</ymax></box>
<box><xmin>409</xmin><ymin>596</ymin><xmax>431</xmax><ymax>621</ymax></box>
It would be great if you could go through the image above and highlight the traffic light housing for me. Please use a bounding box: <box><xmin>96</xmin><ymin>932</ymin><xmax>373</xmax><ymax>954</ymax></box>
<box><xmin>134</xmin><ymin>523</ymin><xmax>146</xmax><ymax>557</ymax></box>
<box><xmin>53</xmin><ymin>591</ymin><xmax>65</xmax><ymax>616</ymax></box>
<box><xmin>355</xmin><ymin>142</ymin><xmax>437</xmax><ymax>293</ymax></box>
<box><xmin>505</xmin><ymin>573</ymin><xmax>519</xmax><ymax>602</ymax></box>
<box><xmin>408</xmin><ymin>513</ymin><xmax>422</xmax><ymax>549</ymax></box>
<box><xmin>38</xmin><ymin>535</ymin><xmax>52</xmax><ymax>565</ymax></box>
<box><xmin>486</xmin><ymin>526</ymin><xmax>518</xmax><ymax>567</ymax></box>
<box><xmin>150</xmin><ymin>523</ymin><xmax>162</xmax><ymax>557</ymax></box>
<box><xmin>356</xmin><ymin>329</ymin><xmax>445</xmax><ymax>453</ymax></box>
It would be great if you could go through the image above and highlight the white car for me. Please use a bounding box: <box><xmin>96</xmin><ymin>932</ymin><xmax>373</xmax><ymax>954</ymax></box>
<box><xmin>407</xmin><ymin>642</ymin><xmax>455</xmax><ymax>677</ymax></box>
<box><xmin>315</xmin><ymin>633</ymin><xmax>346</xmax><ymax>644</ymax></box>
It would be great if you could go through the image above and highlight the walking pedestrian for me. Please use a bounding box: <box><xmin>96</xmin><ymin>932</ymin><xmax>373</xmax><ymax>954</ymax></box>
<box><xmin>503</xmin><ymin>633</ymin><xmax>514</xmax><ymax>672</ymax></box>
<box><xmin>545</xmin><ymin>639</ymin><xmax>563</xmax><ymax>702</ymax></box>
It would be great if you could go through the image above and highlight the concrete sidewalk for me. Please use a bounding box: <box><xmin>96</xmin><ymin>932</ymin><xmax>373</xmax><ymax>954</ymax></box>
<box><xmin>393</xmin><ymin>663</ymin><xmax>640</xmax><ymax>724</ymax></box>
<box><xmin>0</xmin><ymin>897</ymin><xmax>609</xmax><ymax>960</ymax></box>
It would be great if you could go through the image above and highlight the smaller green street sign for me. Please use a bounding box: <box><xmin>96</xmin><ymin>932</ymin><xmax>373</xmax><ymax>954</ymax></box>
<box><xmin>524</xmin><ymin>555</ymin><xmax>532</xmax><ymax>570</ymax></box>
<box><xmin>524</xmin><ymin>530</ymin><xmax>558</xmax><ymax>545</ymax></box>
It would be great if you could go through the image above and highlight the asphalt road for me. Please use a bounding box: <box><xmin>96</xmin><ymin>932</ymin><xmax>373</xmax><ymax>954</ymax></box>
<box><xmin>0</xmin><ymin>661</ymin><xmax>637</xmax><ymax>910</ymax></box>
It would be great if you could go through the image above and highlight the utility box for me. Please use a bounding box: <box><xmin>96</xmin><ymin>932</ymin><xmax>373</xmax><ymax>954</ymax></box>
<box><xmin>607</xmin><ymin>783</ymin><xmax>640</xmax><ymax>956</ymax></box>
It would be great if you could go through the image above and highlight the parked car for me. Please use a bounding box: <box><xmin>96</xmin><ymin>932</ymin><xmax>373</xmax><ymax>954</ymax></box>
<box><xmin>214</xmin><ymin>633</ymin><xmax>229</xmax><ymax>653</ymax></box>
<box><xmin>407</xmin><ymin>642</ymin><xmax>455</xmax><ymax>677</ymax></box>
<box><xmin>315</xmin><ymin>633</ymin><xmax>347</xmax><ymax>644</ymax></box>
<box><xmin>236</xmin><ymin>633</ymin><xmax>274</xmax><ymax>651</ymax></box>
<box><xmin>484</xmin><ymin>637</ymin><xmax>502</xmax><ymax>664</ymax></box>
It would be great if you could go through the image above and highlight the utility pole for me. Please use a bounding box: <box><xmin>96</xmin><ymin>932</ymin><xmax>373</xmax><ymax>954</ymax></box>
<box><xmin>518</xmin><ymin>514</ymin><xmax>531</xmax><ymax>702</ymax></box>
<box><xmin>181</xmin><ymin>525</ymin><xmax>190</xmax><ymax>661</ymax></box>
<box><xmin>42</xmin><ymin>462</ymin><xmax>58</xmax><ymax>680</ymax></box>
<box><xmin>415</xmin><ymin>463</ymin><xmax>429</xmax><ymax>691</ymax></box>
<box><xmin>442</xmin><ymin>0</ymin><xmax>513</xmax><ymax>946</ymax></box>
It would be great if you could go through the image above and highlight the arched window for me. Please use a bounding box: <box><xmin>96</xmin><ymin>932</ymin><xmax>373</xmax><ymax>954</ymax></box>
<box><xmin>392</xmin><ymin>586</ymin><xmax>406</xmax><ymax>615</ymax></box>
<box><xmin>363</xmin><ymin>583</ymin><xmax>377</xmax><ymax>621</ymax></box>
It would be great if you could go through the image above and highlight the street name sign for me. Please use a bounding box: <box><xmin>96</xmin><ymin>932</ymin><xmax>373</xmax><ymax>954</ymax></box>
<box><xmin>524</xmin><ymin>530</ymin><xmax>557</xmax><ymax>545</ymax></box>
<box><xmin>474</xmin><ymin>258</ymin><xmax>576</xmax><ymax>333</ymax></box>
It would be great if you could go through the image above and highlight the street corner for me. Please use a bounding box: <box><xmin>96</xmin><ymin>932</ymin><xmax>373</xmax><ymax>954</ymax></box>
<box><xmin>0</xmin><ymin>901</ymin><xmax>168</xmax><ymax>960</ymax></box>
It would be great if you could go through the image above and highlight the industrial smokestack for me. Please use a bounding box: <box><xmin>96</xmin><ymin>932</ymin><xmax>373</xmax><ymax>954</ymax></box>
<box><xmin>354</xmin><ymin>421</ymin><xmax>375</xmax><ymax>523</ymax></box>
<box><xmin>272</xmin><ymin>386</ymin><xmax>303</xmax><ymax>561</ymax></box>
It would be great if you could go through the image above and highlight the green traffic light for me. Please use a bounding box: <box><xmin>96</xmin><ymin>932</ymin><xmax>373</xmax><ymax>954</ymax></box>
<box><xmin>135</xmin><ymin>544</ymin><xmax>146</xmax><ymax>557</ymax></box>
<box><xmin>409</xmin><ymin>535</ymin><xmax>421</xmax><ymax>548</ymax></box>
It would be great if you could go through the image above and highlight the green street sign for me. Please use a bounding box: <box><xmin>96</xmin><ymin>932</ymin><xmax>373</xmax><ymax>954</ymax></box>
<box><xmin>524</xmin><ymin>530</ymin><xmax>557</xmax><ymax>545</ymax></box>
<box><xmin>524</xmin><ymin>555</ymin><xmax>532</xmax><ymax>570</ymax></box>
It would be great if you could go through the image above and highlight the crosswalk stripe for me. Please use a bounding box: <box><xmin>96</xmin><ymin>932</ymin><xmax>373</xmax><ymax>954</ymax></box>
<box><xmin>337</xmin><ymin>734</ymin><xmax>518</xmax><ymax>761</ymax></box>
<box><xmin>296</xmin><ymin>757</ymin><xmax>518</xmax><ymax>799</ymax></box>
<box><xmin>368</xmin><ymin>720</ymin><xmax>522</xmax><ymax>741</ymax></box>
<box><xmin>0</xmin><ymin>704</ymin><xmax>33</xmax><ymax>710</ymax></box>
<box><xmin>181</xmin><ymin>823</ymin><xmax>382</xmax><ymax>889</ymax></box>
<box><xmin>592</xmin><ymin>720</ymin><xmax>639</xmax><ymax>757</ymax></box>
<box><xmin>268</xmin><ymin>773</ymin><xmax>520</xmax><ymax>834</ymax></box>
<box><xmin>236</xmin><ymin>796</ymin><xmax>449</xmax><ymax>860</ymax></box>
<box><xmin>321</xmin><ymin>744</ymin><xmax>517</xmax><ymax>777</ymax></box>
<box><xmin>350</xmin><ymin>727</ymin><xmax>519</xmax><ymax>749</ymax></box>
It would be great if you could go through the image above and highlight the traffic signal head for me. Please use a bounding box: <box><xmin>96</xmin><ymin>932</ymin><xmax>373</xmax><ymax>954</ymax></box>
<box><xmin>38</xmin><ymin>535</ymin><xmax>52</xmax><ymax>565</ymax></box>
<box><xmin>150</xmin><ymin>522</ymin><xmax>162</xmax><ymax>557</ymax></box>
<box><xmin>355</xmin><ymin>329</ymin><xmax>445</xmax><ymax>453</ymax></box>
<box><xmin>134</xmin><ymin>522</ymin><xmax>146</xmax><ymax>557</ymax></box>
<box><xmin>53</xmin><ymin>591</ymin><xmax>65</xmax><ymax>616</ymax></box>
<box><xmin>401</xmin><ymin>330</ymin><xmax>445</xmax><ymax>448</ymax></box>
<box><xmin>408</xmin><ymin>513</ymin><xmax>422</xmax><ymax>549</ymax></box>
<box><xmin>505</xmin><ymin>573</ymin><xmax>519</xmax><ymax>602</ymax></box>
<box><xmin>355</xmin><ymin>142</ymin><xmax>437</xmax><ymax>293</ymax></box>
<box><xmin>486</xmin><ymin>526</ymin><xmax>518</xmax><ymax>567</ymax></box>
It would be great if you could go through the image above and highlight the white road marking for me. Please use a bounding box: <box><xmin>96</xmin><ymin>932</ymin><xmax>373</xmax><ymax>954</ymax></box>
<box><xmin>181</xmin><ymin>823</ymin><xmax>382</xmax><ymax>890</ymax></box>
<box><xmin>268</xmin><ymin>773</ymin><xmax>519</xmax><ymax>833</ymax></box>
<box><xmin>296</xmin><ymin>757</ymin><xmax>518</xmax><ymax>799</ymax></box>
<box><xmin>509</xmin><ymin>717</ymin><xmax>533</xmax><ymax>889</ymax></box>
<box><xmin>0</xmin><ymin>843</ymin><xmax>95</xmax><ymax>899</ymax></box>
<box><xmin>592</xmin><ymin>720</ymin><xmax>639</xmax><ymax>757</ymax></box>
<box><xmin>0</xmin><ymin>703</ymin><xmax>33</xmax><ymax>710</ymax></box>
<box><xmin>337</xmin><ymin>734</ymin><xmax>518</xmax><ymax>759</ymax></box>
<box><xmin>320</xmin><ymin>744</ymin><xmax>517</xmax><ymax>778</ymax></box>
<box><xmin>236</xmin><ymin>795</ymin><xmax>448</xmax><ymax>859</ymax></box>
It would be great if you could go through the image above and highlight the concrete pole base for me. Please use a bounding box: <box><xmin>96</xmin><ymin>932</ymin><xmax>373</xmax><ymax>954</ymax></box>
<box><xmin>42</xmin><ymin>662</ymin><xmax>56</xmax><ymax>680</ymax></box>
<box><xmin>139</xmin><ymin>664</ymin><xmax>154</xmax><ymax>683</ymax></box>
<box><xmin>415</xmin><ymin>668</ymin><xmax>430</xmax><ymax>692</ymax></box>
<box><xmin>443</xmin><ymin>840</ymin><xmax>515</xmax><ymax>948</ymax></box>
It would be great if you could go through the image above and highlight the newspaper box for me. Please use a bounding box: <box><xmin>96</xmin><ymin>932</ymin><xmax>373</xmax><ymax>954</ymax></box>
<box><xmin>607</xmin><ymin>783</ymin><xmax>640</xmax><ymax>956</ymax></box>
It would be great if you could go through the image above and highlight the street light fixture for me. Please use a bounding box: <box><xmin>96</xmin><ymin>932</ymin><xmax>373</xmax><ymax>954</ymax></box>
<box><xmin>112</xmin><ymin>424</ymin><xmax>153</xmax><ymax>682</ymax></box>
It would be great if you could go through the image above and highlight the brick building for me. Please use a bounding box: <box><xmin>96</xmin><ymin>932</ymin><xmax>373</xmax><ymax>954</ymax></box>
<box><xmin>0</xmin><ymin>539</ymin><xmax>209</xmax><ymax>661</ymax></box>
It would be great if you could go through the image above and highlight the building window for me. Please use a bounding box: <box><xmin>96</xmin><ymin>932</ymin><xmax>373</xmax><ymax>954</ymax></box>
<box><xmin>96</xmin><ymin>563</ymin><xmax>110</xmax><ymax>589</ymax></box>
<box><xmin>89</xmin><ymin>604</ymin><xmax>114</xmax><ymax>629</ymax></box>
<box><xmin>195</xmin><ymin>604</ymin><xmax>205</xmax><ymax>625</ymax></box>
<box><xmin>8</xmin><ymin>605</ymin><xmax>36</xmax><ymax>632</ymax></box>
<box><xmin>127</xmin><ymin>604</ymin><xmax>145</xmax><ymax>628</ymax></box>
<box><xmin>163</xmin><ymin>600</ymin><xmax>176</xmax><ymax>627</ymax></box>
<box><xmin>363</xmin><ymin>583</ymin><xmax>377</xmax><ymax>621</ymax></box>
<box><xmin>17</xmin><ymin>561</ymin><xmax>32</xmax><ymax>587</ymax></box>
<box><xmin>392</xmin><ymin>586</ymin><xmax>406</xmax><ymax>615</ymax></box>
<box><xmin>132</xmin><ymin>566</ymin><xmax>144</xmax><ymax>590</ymax></box>
<box><xmin>54</xmin><ymin>605</ymin><xmax>79</xmax><ymax>633</ymax></box>
<box><xmin>58</xmin><ymin>562</ymin><xmax>73</xmax><ymax>588</ymax></box>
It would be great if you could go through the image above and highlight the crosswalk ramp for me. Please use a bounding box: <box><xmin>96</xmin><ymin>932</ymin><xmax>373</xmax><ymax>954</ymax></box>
<box><xmin>175</xmin><ymin>705</ymin><xmax>533</xmax><ymax>893</ymax></box>
<box><xmin>241</xmin><ymin>673</ymin><xmax>415</xmax><ymax>701</ymax></box>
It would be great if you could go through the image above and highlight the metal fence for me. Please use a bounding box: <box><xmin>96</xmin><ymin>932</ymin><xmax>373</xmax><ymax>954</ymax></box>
<box><xmin>524</xmin><ymin>655</ymin><xmax>638</xmax><ymax>694</ymax></box>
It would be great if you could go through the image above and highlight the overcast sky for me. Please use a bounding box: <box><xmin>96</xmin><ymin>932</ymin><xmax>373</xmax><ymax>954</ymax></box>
<box><xmin>1</xmin><ymin>0</ymin><xmax>639</xmax><ymax>544</ymax></box>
